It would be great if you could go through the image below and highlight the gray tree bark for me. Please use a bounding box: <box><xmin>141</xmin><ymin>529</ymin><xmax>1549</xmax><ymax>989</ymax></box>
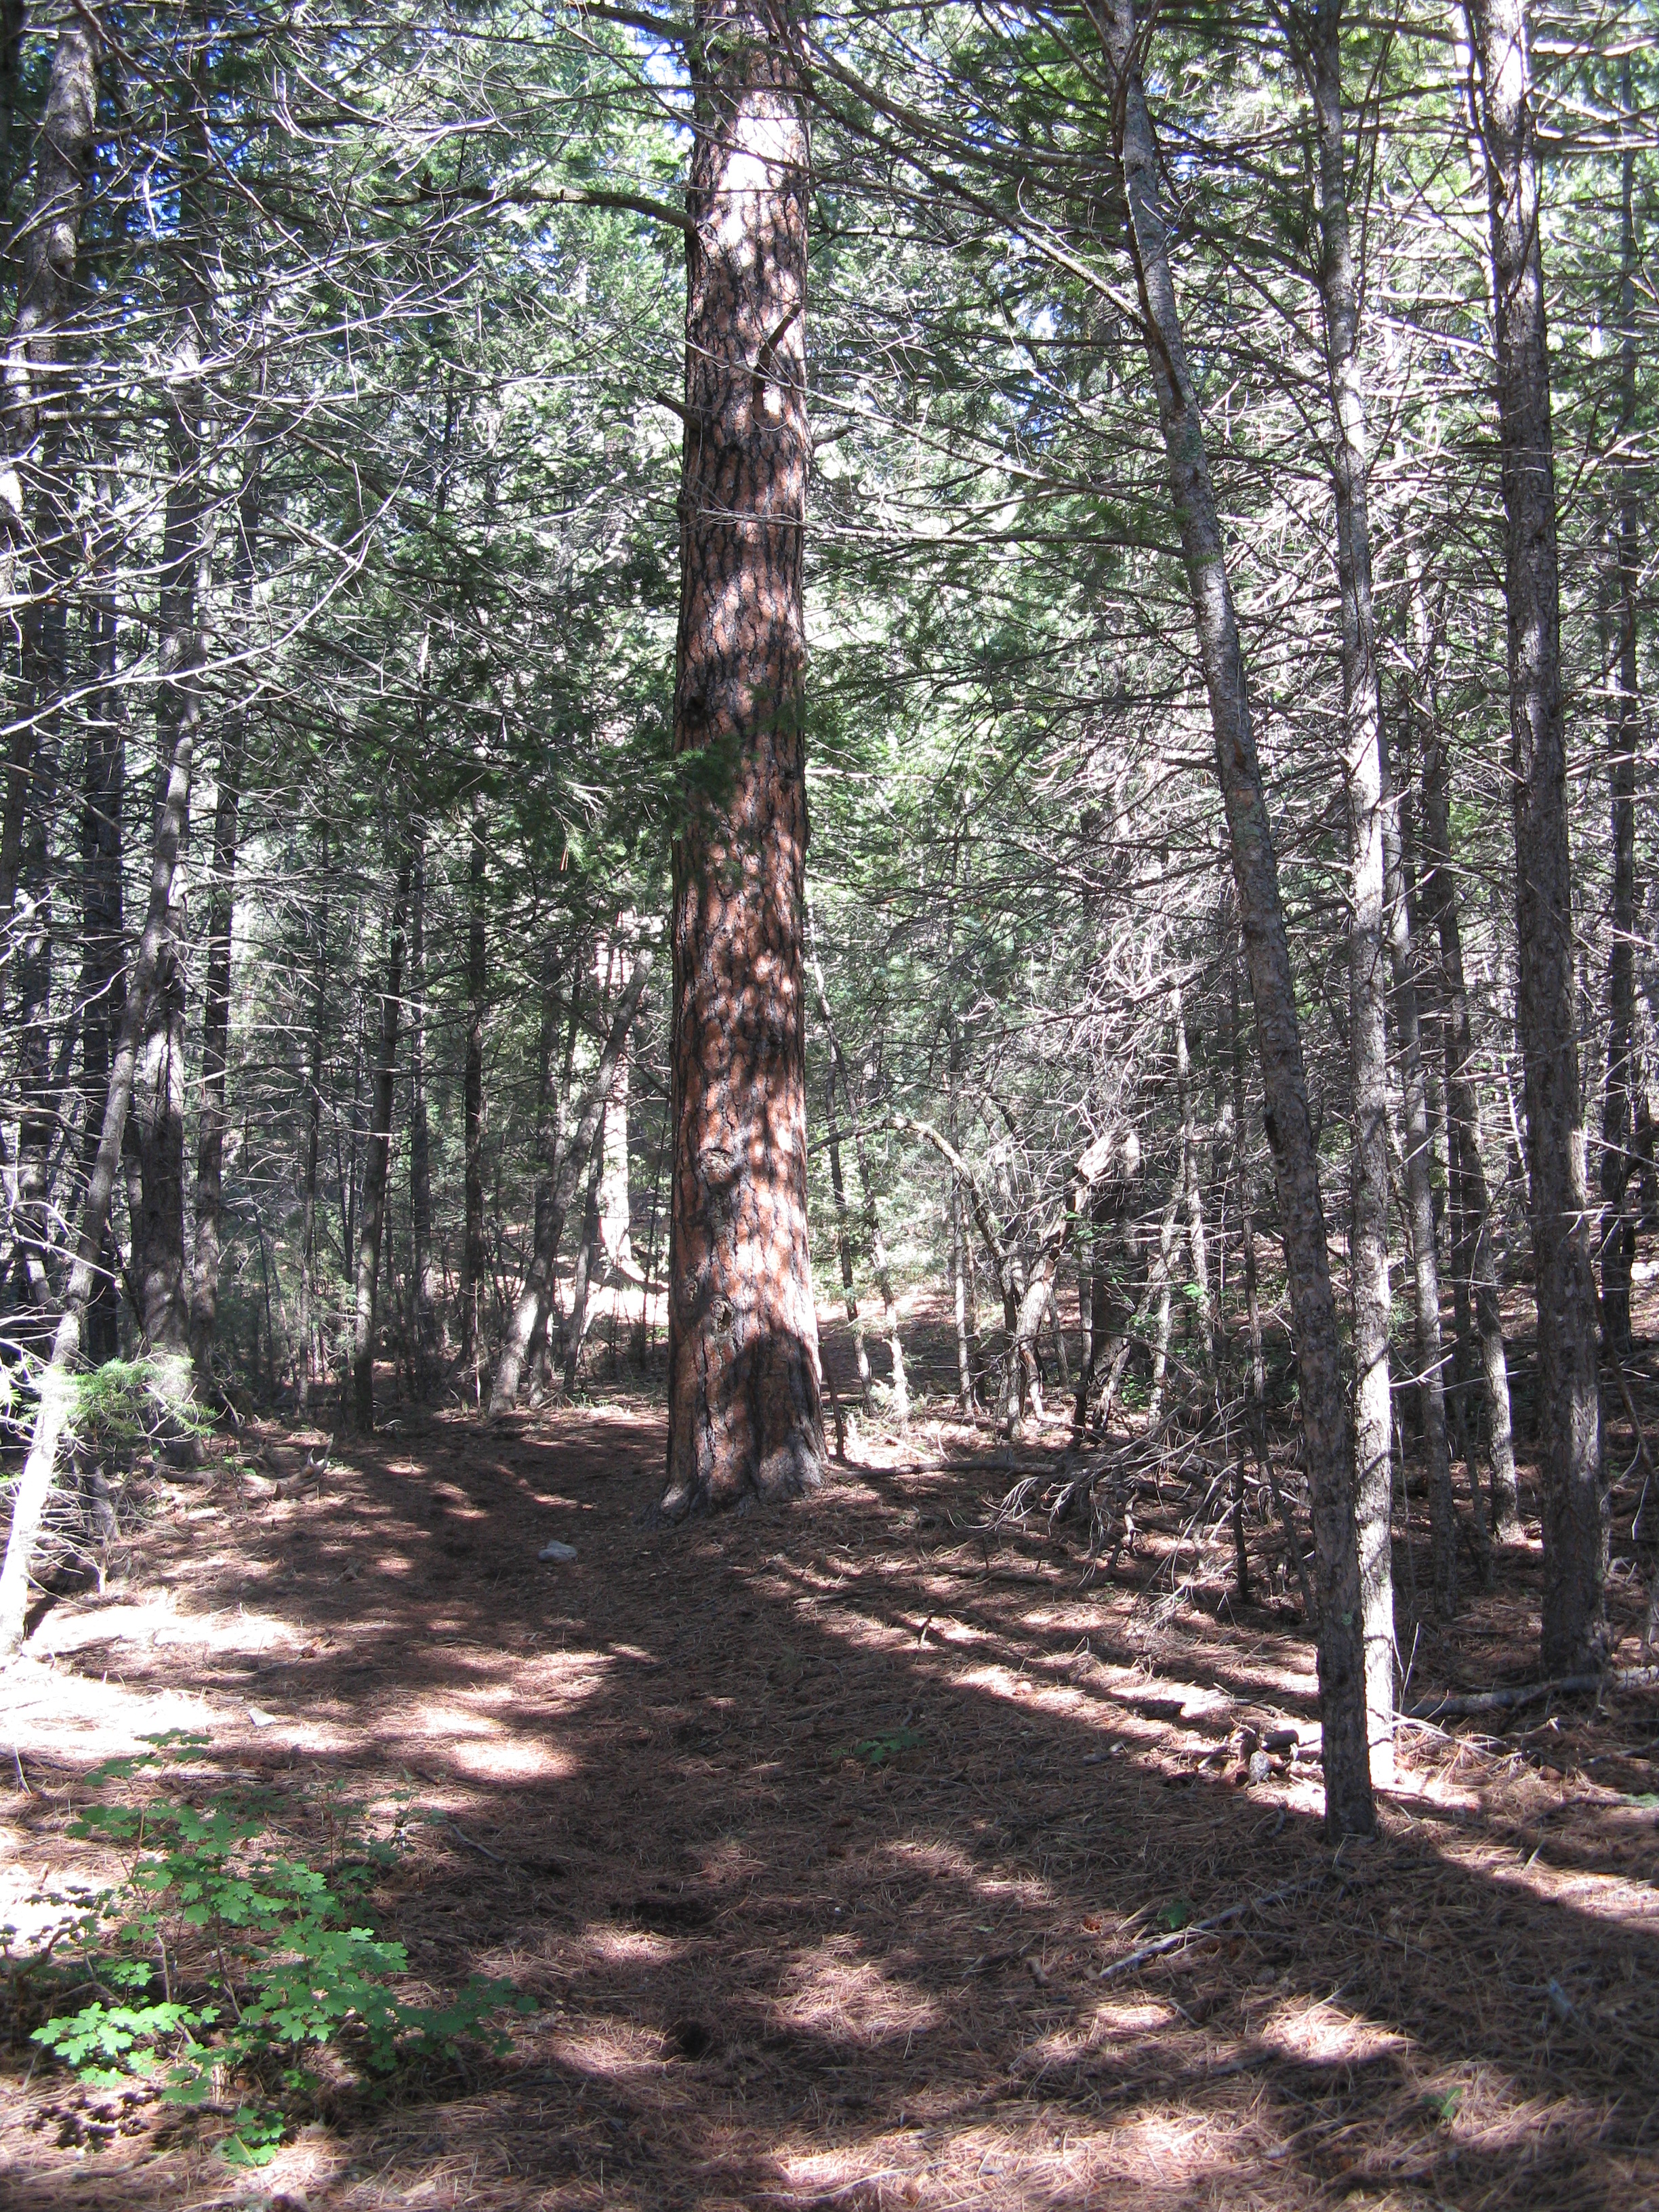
<box><xmin>1600</xmin><ymin>79</ymin><xmax>1640</xmax><ymax>1357</ymax></box>
<box><xmin>349</xmin><ymin>850</ymin><xmax>412</xmax><ymax>1432</ymax></box>
<box><xmin>1300</xmin><ymin>0</ymin><xmax>1396</xmax><ymax>1780</ymax></box>
<box><xmin>1467</xmin><ymin>0</ymin><xmax>1606</xmax><ymax>1669</ymax></box>
<box><xmin>1087</xmin><ymin>0</ymin><xmax>1374</xmax><ymax>1837</ymax></box>
<box><xmin>0</xmin><ymin>657</ymin><xmax>197</xmax><ymax>1657</ymax></box>
<box><xmin>188</xmin><ymin>455</ymin><xmax>260</xmax><ymax>1376</ymax></box>
<box><xmin>489</xmin><ymin>945</ymin><xmax>653</xmax><ymax>1414</ymax></box>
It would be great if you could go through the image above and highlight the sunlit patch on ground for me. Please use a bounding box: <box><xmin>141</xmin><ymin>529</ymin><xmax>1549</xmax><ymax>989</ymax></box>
<box><xmin>3</xmin><ymin>1330</ymin><xmax>1658</xmax><ymax>2207</ymax></box>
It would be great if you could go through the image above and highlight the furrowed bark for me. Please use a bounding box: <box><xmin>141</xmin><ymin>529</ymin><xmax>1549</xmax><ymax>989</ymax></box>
<box><xmin>348</xmin><ymin>850</ymin><xmax>411</xmax><ymax>1432</ymax></box>
<box><xmin>1467</xmin><ymin>0</ymin><xmax>1606</xmax><ymax>1668</ymax></box>
<box><xmin>0</xmin><ymin>676</ymin><xmax>196</xmax><ymax>1658</ymax></box>
<box><xmin>661</xmin><ymin>0</ymin><xmax>825</xmax><ymax>1516</ymax></box>
<box><xmin>1088</xmin><ymin>0</ymin><xmax>1373</xmax><ymax>1837</ymax></box>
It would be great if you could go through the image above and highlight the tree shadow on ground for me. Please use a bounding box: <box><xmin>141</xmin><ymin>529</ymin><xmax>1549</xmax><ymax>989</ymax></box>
<box><xmin>2</xmin><ymin>1385</ymin><xmax>1656</xmax><ymax>2210</ymax></box>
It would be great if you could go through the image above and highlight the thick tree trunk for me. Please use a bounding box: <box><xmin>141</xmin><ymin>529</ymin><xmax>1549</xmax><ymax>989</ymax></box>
<box><xmin>1088</xmin><ymin>0</ymin><xmax>1374</xmax><ymax>1837</ymax></box>
<box><xmin>1303</xmin><ymin>0</ymin><xmax>1395</xmax><ymax>1779</ymax></box>
<box><xmin>661</xmin><ymin>0</ymin><xmax>824</xmax><ymax>1517</ymax></box>
<box><xmin>188</xmin><ymin>458</ymin><xmax>260</xmax><ymax>1376</ymax></box>
<box><xmin>0</xmin><ymin>663</ymin><xmax>195</xmax><ymax>1658</ymax></box>
<box><xmin>459</xmin><ymin>806</ymin><xmax>487</xmax><ymax>1375</ymax></box>
<box><xmin>1600</xmin><ymin>95</ymin><xmax>1640</xmax><ymax>1357</ymax></box>
<box><xmin>349</xmin><ymin>852</ymin><xmax>411</xmax><ymax>1432</ymax></box>
<box><xmin>1382</xmin><ymin>735</ymin><xmax>1462</xmax><ymax>1611</ymax></box>
<box><xmin>490</xmin><ymin>946</ymin><xmax>652</xmax><ymax>1414</ymax></box>
<box><xmin>1468</xmin><ymin>0</ymin><xmax>1606</xmax><ymax>1670</ymax></box>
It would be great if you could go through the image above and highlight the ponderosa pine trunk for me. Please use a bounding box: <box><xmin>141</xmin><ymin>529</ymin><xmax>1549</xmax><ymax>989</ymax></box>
<box><xmin>660</xmin><ymin>0</ymin><xmax>824</xmax><ymax>1517</ymax></box>
<box><xmin>490</xmin><ymin>946</ymin><xmax>652</xmax><ymax>1414</ymax></box>
<box><xmin>459</xmin><ymin>805</ymin><xmax>487</xmax><ymax>1376</ymax></box>
<box><xmin>188</xmin><ymin>456</ymin><xmax>260</xmax><ymax>1376</ymax></box>
<box><xmin>349</xmin><ymin>851</ymin><xmax>411</xmax><ymax>1431</ymax></box>
<box><xmin>1600</xmin><ymin>85</ymin><xmax>1640</xmax><ymax>1358</ymax></box>
<box><xmin>1467</xmin><ymin>0</ymin><xmax>1607</xmax><ymax>1669</ymax></box>
<box><xmin>1088</xmin><ymin>0</ymin><xmax>1373</xmax><ymax>1837</ymax></box>
<box><xmin>0</xmin><ymin>654</ymin><xmax>196</xmax><ymax>1658</ymax></box>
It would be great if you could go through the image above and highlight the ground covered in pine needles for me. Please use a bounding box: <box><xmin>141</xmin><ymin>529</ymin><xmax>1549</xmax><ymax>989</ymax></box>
<box><xmin>3</xmin><ymin>1298</ymin><xmax>1659</xmax><ymax>2210</ymax></box>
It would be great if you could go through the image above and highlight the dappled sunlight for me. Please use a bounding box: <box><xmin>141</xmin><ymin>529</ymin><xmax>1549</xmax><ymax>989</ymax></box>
<box><xmin>5</xmin><ymin>1397</ymin><xmax>1658</xmax><ymax>2210</ymax></box>
<box><xmin>777</xmin><ymin>1938</ymin><xmax>944</xmax><ymax>2047</ymax></box>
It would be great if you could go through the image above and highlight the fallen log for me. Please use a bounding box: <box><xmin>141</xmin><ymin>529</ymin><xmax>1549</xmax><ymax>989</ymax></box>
<box><xmin>1406</xmin><ymin>1666</ymin><xmax>1659</xmax><ymax>1721</ymax></box>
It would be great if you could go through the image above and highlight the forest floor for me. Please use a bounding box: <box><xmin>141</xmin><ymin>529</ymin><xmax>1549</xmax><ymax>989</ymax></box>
<box><xmin>3</xmin><ymin>1293</ymin><xmax>1659</xmax><ymax>2210</ymax></box>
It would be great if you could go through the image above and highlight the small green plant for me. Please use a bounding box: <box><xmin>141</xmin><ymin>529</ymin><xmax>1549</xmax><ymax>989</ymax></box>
<box><xmin>16</xmin><ymin>1734</ymin><xmax>529</xmax><ymax>2165</ymax></box>
<box><xmin>836</xmin><ymin>1729</ymin><xmax>923</xmax><ymax>1769</ymax></box>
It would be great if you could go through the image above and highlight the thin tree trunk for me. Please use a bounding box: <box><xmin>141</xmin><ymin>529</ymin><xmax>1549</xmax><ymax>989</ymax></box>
<box><xmin>490</xmin><ymin>946</ymin><xmax>652</xmax><ymax>1414</ymax></box>
<box><xmin>459</xmin><ymin>804</ymin><xmax>487</xmax><ymax>1374</ymax></box>
<box><xmin>1087</xmin><ymin>0</ymin><xmax>1373</xmax><ymax>1838</ymax></box>
<box><xmin>0</xmin><ymin>5</ymin><xmax>100</xmax><ymax>922</ymax></box>
<box><xmin>1467</xmin><ymin>0</ymin><xmax>1606</xmax><ymax>1669</ymax></box>
<box><xmin>409</xmin><ymin>831</ymin><xmax>439</xmax><ymax>1391</ymax></box>
<box><xmin>1414</xmin><ymin>649</ymin><xmax>1521</xmax><ymax>1540</ymax></box>
<box><xmin>1601</xmin><ymin>77</ymin><xmax>1640</xmax><ymax>1357</ymax></box>
<box><xmin>662</xmin><ymin>0</ymin><xmax>824</xmax><ymax>1515</ymax></box>
<box><xmin>296</xmin><ymin>833</ymin><xmax>327</xmax><ymax>1415</ymax></box>
<box><xmin>806</xmin><ymin>909</ymin><xmax>906</xmax><ymax>1416</ymax></box>
<box><xmin>1300</xmin><ymin>0</ymin><xmax>1396</xmax><ymax>1781</ymax></box>
<box><xmin>79</xmin><ymin>516</ymin><xmax>124</xmax><ymax>1363</ymax></box>
<box><xmin>560</xmin><ymin>1121</ymin><xmax>609</xmax><ymax>1397</ymax></box>
<box><xmin>1382</xmin><ymin>731</ymin><xmax>1463</xmax><ymax>1610</ymax></box>
<box><xmin>188</xmin><ymin>455</ymin><xmax>260</xmax><ymax>1376</ymax></box>
<box><xmin>1174</xmin><ymin>983</ymin><xmax>1213</xmax><ymax>1361</ymax></box>
<box><xmin>946</xmin><ymin>1009</ymin><xmax>977</xmax><ymax>1411</ymax></box>
<box><xmin>823</xmin><ymin>1062</ymin><xmax>870</xmax><ymax>1399</ymax></box>
<box><xmin>0</xmin><ymin>656</ymin><xmax>196</xmax><ymax>1658</ymax></box>
<box><xmin>349</xmin><ymin>850</ymin><xmax>411</xmax><ymax>1432</ymax></box>
<box><xmin>134</xmin><ymin>29</ymin><xmax>210</xmax><ymax>1364</ymax></box>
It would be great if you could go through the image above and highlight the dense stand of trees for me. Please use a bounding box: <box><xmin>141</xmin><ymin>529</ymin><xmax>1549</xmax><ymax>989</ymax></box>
<box><xmin>0</xmin><ymin>1</ymin><xmax>1654</xmax><ymax>1832</ymax></box>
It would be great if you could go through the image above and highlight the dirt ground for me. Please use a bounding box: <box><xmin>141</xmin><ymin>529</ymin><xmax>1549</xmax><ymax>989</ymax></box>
<box><xmin>3</xmin><ymin>1294</ymin><xmax>1659</xmax><ymax>2211</ymax></box>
